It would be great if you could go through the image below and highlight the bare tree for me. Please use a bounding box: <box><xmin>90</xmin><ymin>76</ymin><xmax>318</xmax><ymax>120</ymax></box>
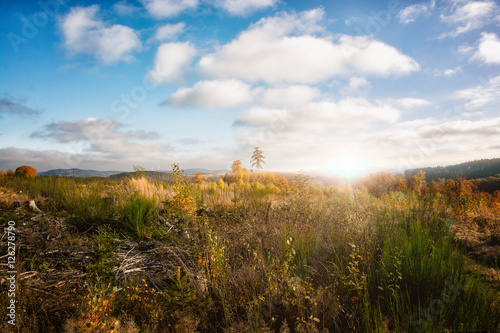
<box><xmin>250</xmin><ymin>147</ymin><xmax>265</xmax><ymax>172</ymax></box>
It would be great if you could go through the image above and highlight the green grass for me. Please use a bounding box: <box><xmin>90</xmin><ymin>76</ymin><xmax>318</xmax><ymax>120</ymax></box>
<box><xmin>120</xmin><ymin>195</ymin><xmax>157</xmax><ymax>238</ymax></box>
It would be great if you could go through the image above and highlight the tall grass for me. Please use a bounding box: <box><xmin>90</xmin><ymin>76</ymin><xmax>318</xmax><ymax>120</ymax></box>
<box><xmin>1</xmin><ymin>173</ymin><xmax>499</xmax><ymax>332</ymax></box>
<box><xmin>120</xmin><ymin>195</ymin><xmax>157</xmax><ymax>238</ymax></box>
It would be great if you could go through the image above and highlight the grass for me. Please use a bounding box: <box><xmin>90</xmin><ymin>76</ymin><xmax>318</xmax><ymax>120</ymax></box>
<box><xmin>120</xmin><ymin>195</ymin><xmax>157</xmax><ymax>238</ymax></box>
<box><xmin>0</xmin><ymin>171</ymin><xmax>499</xmax><ymax>332</ymax></box>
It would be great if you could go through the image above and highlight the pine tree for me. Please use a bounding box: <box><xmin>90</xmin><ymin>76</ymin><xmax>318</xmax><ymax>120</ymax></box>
<box><xmin>250</xmin><ymin>147</ymin><xmax>265</xmax><ymax>172</ymax></box>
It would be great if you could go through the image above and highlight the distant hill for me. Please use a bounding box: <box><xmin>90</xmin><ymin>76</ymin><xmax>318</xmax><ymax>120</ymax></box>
<box><xmin>404</xmin><ymin>158</ymin><xmax>500</xmax><ymax>181</ymax></box>
<box><xmin>38</xmin><ymin>168</ymin><xmax>227</xmax><ymax>179</ymax></box>
<box><xmin>39</xmin><ymin>168</ymin><xmax>123</xmax><ymax>178</ymax></box>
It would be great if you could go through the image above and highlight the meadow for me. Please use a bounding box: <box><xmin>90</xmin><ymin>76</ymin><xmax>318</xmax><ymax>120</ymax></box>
<box><xmin>1</xmin><ymin>166</ymin><xmax>499</xmax><ymax>332</ymax></box>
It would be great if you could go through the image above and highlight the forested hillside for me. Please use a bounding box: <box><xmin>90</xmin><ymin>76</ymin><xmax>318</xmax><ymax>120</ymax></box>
<box><xmin>405</xmin><ymin>158</ymin><xmax>500</xmax><ymax>180</ymax></box>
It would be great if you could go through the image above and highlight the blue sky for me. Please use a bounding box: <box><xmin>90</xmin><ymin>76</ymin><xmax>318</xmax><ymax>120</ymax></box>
<box><xmin>1</xmin><ymin>0</ymin><xmax>499</xmax><ymax>176</ymax></box>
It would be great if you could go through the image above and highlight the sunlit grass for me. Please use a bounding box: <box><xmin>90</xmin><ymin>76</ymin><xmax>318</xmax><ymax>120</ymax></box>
<box><xmin>0</xmin><ymin>170</ymin><xmax>499</xmax><ymax>332</ymax></box>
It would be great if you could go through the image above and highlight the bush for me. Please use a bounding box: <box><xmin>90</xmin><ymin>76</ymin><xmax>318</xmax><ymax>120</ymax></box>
<box><xmin>15</xmin><ymin>165</ymin><xmax>37</xmax><ymax>177</ymax></box>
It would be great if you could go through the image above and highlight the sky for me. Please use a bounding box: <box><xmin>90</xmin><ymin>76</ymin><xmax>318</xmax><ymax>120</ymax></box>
<box><xmin>1</xmin><ymin>0</ymin><xmax>499</xmax><ymax>177</ymax></box>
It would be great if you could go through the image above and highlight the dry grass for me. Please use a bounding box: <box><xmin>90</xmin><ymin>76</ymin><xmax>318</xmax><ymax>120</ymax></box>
<box><xmin>1</xmin><ymin>174</ymin><xmax>500</xmax><ymax>332</ymax></box>
<box><xmin>125</xmin><ymin>177</ymin><xmax>174</xmax><ymax>203</ymax></box>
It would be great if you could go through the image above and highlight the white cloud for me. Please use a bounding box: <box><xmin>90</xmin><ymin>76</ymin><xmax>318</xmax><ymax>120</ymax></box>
<box><xmin>165</xmin><ymin>79</ymin><xmax>256</xmax><ymax>108</ymax></box>
<box><xmin>349</xmin><ymin>77</ymin><xmax>369</xmax><ymax>89</ymax></box>
<box><xmin>471</xmin><ymin>32</ymin><xmax>500</xmax><ymax>64</ymax></box>
<box><xmin>379</xmin><ymin>98</ymin><xmax>431</xmax><ymax>109</ymax></box>
<box><xmin>149</xmin><ymin>42</ymin><xmax>196</xmax><ymax>84</ymax></box>
<box><xmin>444</xmin><ymin>67</ymin><xmax>462</xmax><ymax>76</ymax></box>
<box><xmin>139</xmin><ymin>0</ymin><xmax>198</xmax><ymax>19</ymax></box>
<box><xmin>230</xmin><ymin>95</ymin><xmax>466</xmax><ymax>171</ymax></box>
<box><xmin>454</xmin><ymin>75</ymin><xmax>500</xmax><ymax>108</ymax></box>
<box><xmin>439</xmin><ymin>1</ymin><xmax>497</xmax><ymax>38</ymax></box>
<box><xmin>458</xmin><ymin>44</ymin><xmax>475</xmax><ymax>54</ymax></box>
<box><xmin>113</xmin><ymin>0</ymin><xmax>140</xmax><ymax>16</ymax></box>
<box><xmin>231</xmin><ymin>97</ymin><xmax>413</xmax><ymax>172</ymax></box>
<box><xmin>154</xmin><ymin>23</ymin><xmax>185</xmax><ymax>41</ymax></box>
<box><xmin>235</xmin><ymin>98</ymin><xmax>400</xmax><ymax>133</ymax></box>
<box><xmin>261</xmin><ymin>85</ymin><xmax>321</xmax><ymax>107</ymax></box>
<box><xmin>59</xmin><ymin>5</ymin><xmax>141</xmax><ymax>64</ymax></box>
<box><xmin>434</xmin><ymin>66</ymin><xmax>462</xmax><ymax>76</ymax></box>
<box><xmin>398</xmin><ymin>1</ymin><xmax>435</xmax><ymax>24</ymax></box>
<box><xmin>341</xmin><ymin>77</ymin><xmax>371</xmax><ymax>95</ymax></box>
<box><xmin>199</xmin><ymin>9</ymin><xmax>419</xmax><ymax>84</ymax></box>
<box><xmin>215</xmin><ymin>0</ymin><xmax>277</xmax><ymax>15</ymax></box>
<box><xmin>338</xmin><ymin>35</ymin><xmax>420</xmax><ymax>77</ymax></box>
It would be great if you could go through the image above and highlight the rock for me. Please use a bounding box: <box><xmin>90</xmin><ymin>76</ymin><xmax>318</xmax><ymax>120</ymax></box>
<box><xmin>28</xmin><ymin>200</ymin><xmax>42</xmax><ymax>213</ymax></box>
<box><xmin>11</xmin><ymin>200</ymin><xmax>43</xmax><ymax>213</ymax></box>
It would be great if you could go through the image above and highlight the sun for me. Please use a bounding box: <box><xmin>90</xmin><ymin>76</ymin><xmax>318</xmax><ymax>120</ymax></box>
<box><xmin>328</xmin><ymin>155</ymin><xmax>369</xmax><ymax>179</ymax></box>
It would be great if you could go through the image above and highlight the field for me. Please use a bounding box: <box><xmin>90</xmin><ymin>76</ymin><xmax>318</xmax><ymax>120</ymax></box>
<box><xmin>1</xmin><ymin>167</ymin><xmax>500</xmax><ymax>332</ymax></box>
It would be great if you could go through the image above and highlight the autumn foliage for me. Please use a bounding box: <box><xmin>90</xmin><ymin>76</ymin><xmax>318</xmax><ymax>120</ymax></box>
<box><xmin>15</xmin><ymin>165</ymin><xmax>37</xmax><ymax>177</ymax></box>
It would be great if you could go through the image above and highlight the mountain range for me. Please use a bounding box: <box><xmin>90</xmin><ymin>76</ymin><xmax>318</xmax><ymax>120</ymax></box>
<box><xmin>38</xmin><ymin>168</ymin><xmax>227</xmax><ymax>178</ymax></box>
<box><xmin>38</xmin><ymin>158</ymin><xmax>500</xmax><ymax>181</ymax></box>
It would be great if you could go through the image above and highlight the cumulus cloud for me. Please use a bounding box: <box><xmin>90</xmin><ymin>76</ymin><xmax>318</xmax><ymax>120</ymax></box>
<box><xmin>139</xmin><ymin>0</ymin><xmax>198</xmax><ymax>19</ymax></box>
<box><xmin>59</xmin><ymin>5</ymin><xmax>142</xmax><ymax>64</ymax></box>
<box><xmin>199</xmin><ymin>9</ymin><xmax>419</xmax><ymax>84</ymax></box>
<box><xmin>438</xmin><ymin>1</ymin><xmax>498</xmax><ymax>38</ymax></box>
<box><xmin>235</xmin><ymin>98</ymin><xmax>400</xmax><ymax>134</ymax></box>
<box><xmin>154</xmin><ymin>23</ymin><xmax>185</xmax><ymax>41</ymax></box>
<box><xmin>471</xmin><ymin>32</ymin><xmax>500</xmax><ymax>64</ymax></box>
<box><xmin>149</xmin><ymin>42</ymin><xmax>197</xmax><ymax>84</ymax></box>
<box><xmin>260</xmin><ymin>85</ymin><xmax>321</xmax><ymax>107</ymax></box>
<box><xmin>348</xmin><ymin>77</ymin><xmax>369</xmax><ymax>89</ymax></box>
<box><xmin>340</xmin><ymin>77</ymin><xmax>371</xmax><ymax>95</ymax></box>
<box><xmin>215</xmin><ymin>0</ymin><xmax>278</xmax><ymax>16</ymax></box>
<box><xmin>0</xmin><ymin>95</ymin><xmax>41</xmax><ymax>118</ymax></box>
<box><xmin>454</xmin><ymin>75</ymin><xmax>500</xmax><ymax>108</ymax></box>
<box><xmin>398</xmin><ymin>0</ymin><xmax>435</xmax><ymax>24</ymax></box>
<box><xmin>165</xmin><ymin>79</ymin><xmax>256</xmax><ymax>108</ymax></box>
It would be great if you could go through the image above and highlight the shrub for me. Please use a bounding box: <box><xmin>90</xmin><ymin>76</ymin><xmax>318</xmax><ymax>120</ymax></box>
<box><xmin>15</xmin><ymin>165</ymin><xmax>37</xmax><ymax>177</ymax></box>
